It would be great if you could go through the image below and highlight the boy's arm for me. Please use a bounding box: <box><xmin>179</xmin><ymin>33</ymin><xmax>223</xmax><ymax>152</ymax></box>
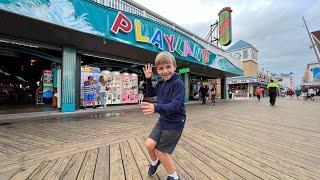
<box><xmin>154</xmin><ymin>81</ymin><xmax>184</xmax><ymax>114</ymax></box>
<box><xmin>145</xmin><ymin>78</ymin><xmax>156</xmax><ymax>97</ymax></box>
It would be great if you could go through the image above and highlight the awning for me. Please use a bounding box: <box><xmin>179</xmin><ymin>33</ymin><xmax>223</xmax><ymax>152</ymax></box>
<box><xmin>301</xmin><ymin>81</ymin><xmax>320</xmax><ymax>87</ymax></box>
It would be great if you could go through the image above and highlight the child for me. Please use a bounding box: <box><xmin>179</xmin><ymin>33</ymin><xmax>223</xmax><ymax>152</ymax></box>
<box><xmin>209</xmin><ymin>87</ymin><xmax>216</xmax><ymax>105</ymax></box>
<box><xmin>140</xmin><ymin>52</ymin><xmax>185</xmax><ymax>180</ymax></box>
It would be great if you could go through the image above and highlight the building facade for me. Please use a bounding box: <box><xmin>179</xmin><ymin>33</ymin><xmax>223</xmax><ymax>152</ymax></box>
<box><xmin>225</xmin><ymin>40</ymin><xmax>265</xmax><ymax>98</ymax></box>
<box><xmin>0</xmin><ymin>0</ymin><xmax>243</xmax><ymax>113</ymax></box>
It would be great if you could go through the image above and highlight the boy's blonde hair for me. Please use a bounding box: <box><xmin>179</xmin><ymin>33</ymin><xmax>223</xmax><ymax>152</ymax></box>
<box><xmin>155</xmin><ymin>51</ymin><xmax>177</xmax><ymax>67</ymax></box>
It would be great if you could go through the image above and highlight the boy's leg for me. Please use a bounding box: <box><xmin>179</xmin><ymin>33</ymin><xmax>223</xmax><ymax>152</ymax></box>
<box><xmin>146</xmin><ymin>122</ymin><xmax>162</xmax><ymax>176</ymax></box>
<box><xmin>145</xmin><ymin>138</ymin><xmax>157</xmax><ymax>161</ymax></box>
<box><xmin>155</xmin><ymin>129</ymin><xmax>183</xmax><ymax>178</ymax></box>
<box><xmin>154</xmin><ymin>149</ymin><xmax>175</xmax><ymax>174</ymax></box>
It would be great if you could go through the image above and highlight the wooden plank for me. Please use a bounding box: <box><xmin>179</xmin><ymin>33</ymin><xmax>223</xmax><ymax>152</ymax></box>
<box><xmin>43</xmin><ymin>155</ymin><xmax>73</xmax><ymax>180</ymax></box>
<box><xmin>0</xmin><ymin>133</ymin><xmax>127</xmax><ymax>173</ymax></box>
<box><xmin>9</xmin><ymin>164</ymin><xmax>40</xmax><ymax>180</ymax></box>
<box><xmin>171</xmin><ymin>148</ymin><xmax>210</xmax><ymax>180</ymax></box>
<box><xmin>0</xmin><ymin>131</ymin><xmax>47</xmax><ymax>148</ymax></box>
<box><xmin>26</xmin><ymin>160</ymin><xmax>57</xmax><ymax>180</ymax></box>
<box><xmin>77</xmin><ymin>148</ymin><xmax>98</xmax><ymax>180</ymax></box>
<box><xmin>187</xmin><ymin>127</ymin><xmax>320</xmax><ymax>179</ymax></box>
<box><xmin>174</xmin><ymin>146</ymin><xmax>226</xmax><ymax>179</ymax></box>
<box><xmin>0</xmin><ymin>128</ymin><xmax>62</xmax><ymax>145</ymax></box>
<box><xmin>0</xmin><ymin>142</ymin><xmax>22</xmax><ymax>154</ymax></box>
<box><xmin>178</xmin><ymin>140</ymin><xmax>244</xmax><ymax>180</ymax></box>
<box><xmin>183</xmin><ymin>131</ymin><xmax>280</xmax><ymax>180</ymax></box>
<box><xmin>109</xmin><ymin>143</ymin><xmax>125</xmax><ymax>180</ymax></box>
<box><xmin>119</xmin><ymin>140</ymin><xmax>143</xmax><ymax>180</ymax></box>
<box><xmin>135</xmin><ymin>136</ymin><xmax>167</xmax><ymax>179</ymax></box>
<box><xmin>209</xmin><ymin>119</ymin><xmax>320</xmax><ymax>157</ymax></box>
<box><xmin>0</xmin><ymin>168</ymin><xmax>21</xmax><ymax>180</ymax></box>
<box><xmin>93</xmin><ymin>146</ymin><xmax>110</xmax><ymax>180</ymax></box>
<box><xmin>192</xmin><ymin>123</ymin><xmax>320</xmax><ymax>174</ymax></box>
<box><xmin>127</xmin><ymin>138</ymin><xmax>159</xmax><ymax>180</ymax></box>
<box><xmin>0</xmin><ymin>136</ymin><xmax>34</xmax><ymax>151</ymax></box>
<box><xmin>137</xmin><ymin>136</ymin><xmax>194</xmax><ymax>180</ymax></box>
<box><xmin>59</xmin><ymin>151</ymin><xmax>86</xmax><ymax>179</ymax></box>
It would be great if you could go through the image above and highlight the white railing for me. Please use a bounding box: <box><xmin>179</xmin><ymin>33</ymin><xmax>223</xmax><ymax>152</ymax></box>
<box><xmin>90</xmin><ymin>0</ymin><xmax>242</xmax><ymax>70</ymax></box>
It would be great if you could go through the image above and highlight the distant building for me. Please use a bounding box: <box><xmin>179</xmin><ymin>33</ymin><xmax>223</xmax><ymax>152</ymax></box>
<box><xmin>282</xmin><ymin>73</ymin><xmax>295</xmax><ymax>89</ymax></box>
<box><xmin>226</xmin><ymin>40</ymin><xmax>265</xmax><ymax>98</ymax></box>
<box><xmin>301</xmin><ymin>62</ymin><xmax>320</xmax><ymax>88</ymax></box>
<box><xmin>227</xmin><ymin>40</ymin><xmax>259</xmax><ymax>77</ymax></box>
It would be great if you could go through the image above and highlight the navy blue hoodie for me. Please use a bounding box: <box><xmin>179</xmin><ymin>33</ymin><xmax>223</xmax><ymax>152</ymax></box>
<box><xmin>146</xmin><ymin>73</ymin><xmax>186</xmax><ymax>131</ymax></box>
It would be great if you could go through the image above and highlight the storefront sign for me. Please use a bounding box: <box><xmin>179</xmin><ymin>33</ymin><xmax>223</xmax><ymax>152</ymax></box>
<box><xmin>218</xmin><ymin>7</ymin><xmax>232</xmax><ymax>46</ymax></box>
<box><xmin>110</xmin><ymin>11</ymin><xmax>210</xmax><ymax>65</ymax></box>
<box><xmin>179</xmin><ymin>68</ymin><xmax>190</xmax><ymax>74</ymax></box>
<box><xmin>227</xmin><ymin>78</ymin><xmax>258</xmax><ymax>84</ymax></box>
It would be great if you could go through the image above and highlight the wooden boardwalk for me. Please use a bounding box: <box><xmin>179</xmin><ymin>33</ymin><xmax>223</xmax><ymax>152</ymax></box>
<box><xmin>0</xmin><ymin>98</ymin><xmax>319</xmax><ymax>179</ymax></box>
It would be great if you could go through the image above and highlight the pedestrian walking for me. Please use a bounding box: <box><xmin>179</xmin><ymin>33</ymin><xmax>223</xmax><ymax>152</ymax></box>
<box><xmin>209</xmin><ymin>87</ymin><xmax>216</xmax><ymax>105</ymax></box>
<box><xmin>255</xmin><ymin>86</ymin><xmax>263</xmax><ymax>101</ymax></box>
<box><xmin>199</xmin><ymin>84</ymin><xmax>208</xmax><ymax>104</ymax></box>
<box><xmin>308</xmin><ymin>88</ymin><xmax>315</xmax><ymax>101</ymax></box>
<box><xmin>140</xmin><ymin>52</ymin><xmax>185</xmax><ymax>180</ymax></box>
<box><xmin>267</xmin><ymin>80</ymin><xmax>279</xmax><ymax>106</ymax></box>
<box><xmin>295</xmin><ymin>88</ymin><xmax>301</xmax><ymax>99</ymax></box>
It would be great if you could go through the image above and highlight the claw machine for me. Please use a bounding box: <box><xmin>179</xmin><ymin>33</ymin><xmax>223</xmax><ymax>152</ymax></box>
<box><xmin>130</xmin><ymin>73</ymin><xmax>138</xmax><ymax>103</ymax></box>
<box><xmin>111</xmin><ymin>71</ymin><xmax>121</xmax><ymax>104</ymax></box>
<box><xmin>121</xmin><ymin>72</ymin><xmax>130</xmax><ymax>103</ymax></box>
<box><xmin>101</xmin><ymin>70</ymin><xmax>113</xmax><ymax>105</ymax></box>
<box><xmin>121</xmin><ymin>73</ymin><xmax>139</xmax><ymax>104</ymax></box>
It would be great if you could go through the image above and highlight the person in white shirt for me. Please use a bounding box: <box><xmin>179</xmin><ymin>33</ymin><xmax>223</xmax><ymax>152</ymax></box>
<box><xmin>98</xmin><ymin>76</ymin><xmax>107</xmax><ymax>108</ymax></box>
<box><xmin>308</xmin><ymin>88</ymin><xmax>315</xmax><ymax>101</ymax></box>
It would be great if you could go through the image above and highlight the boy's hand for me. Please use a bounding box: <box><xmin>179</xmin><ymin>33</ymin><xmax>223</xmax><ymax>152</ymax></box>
<box><xmin>140</xmin><ymin>102</ymin><xmax>155</xmax><ymax>115</ymax></box>
<box><xmin>143</xmin><ymin>63</ymin><xmax>153</xmax><ymax>79</ymax></box>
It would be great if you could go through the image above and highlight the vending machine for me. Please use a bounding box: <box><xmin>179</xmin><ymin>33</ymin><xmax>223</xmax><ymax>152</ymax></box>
<box><xmin>101</xmin><ymin>70</ymin><xmax>113</xmax><ymax>105</ymax></box>
<box><xmin>111</xmin><ymin>71</ymin><xmax>121</xmax><ymax>104</ymax></box>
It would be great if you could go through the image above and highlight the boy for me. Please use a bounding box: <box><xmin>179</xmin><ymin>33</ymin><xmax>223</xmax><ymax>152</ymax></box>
<box><xmin>140</xmin><ymin>51</ymin><xmax>186</xmax><ymax>180</ymax></box>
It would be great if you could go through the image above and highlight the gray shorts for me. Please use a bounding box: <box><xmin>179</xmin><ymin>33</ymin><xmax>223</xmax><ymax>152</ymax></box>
<box><xmin>148</xmin><ymin>122</ymin><xmax>183</xmax><ymax>154</ymax></box>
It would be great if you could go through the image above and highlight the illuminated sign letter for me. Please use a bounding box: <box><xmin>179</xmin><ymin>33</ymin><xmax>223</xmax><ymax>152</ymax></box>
<box><xmin>111</xmin><ymin>12</ymin><xmax>132</xmax><ymax>34</ymax></box>
<box><xmin>164</xmin><ymin>34</ymin><xmax>175</xmax><ymax>52</ymax></box>
<box><xmin>150</xmin><ymin>29</ymin><xmax>164</xmax><ymax>50</ymax></box>
<box><xmin>202</xmin><ymin>49</ymin><xmax>209</xmax><ymax>63</ymax></box>
<box><xmin>134</xmin><ymin>19</ymin><xmax>149</xmax><ymax>43</ymax></box>
<box><xmin>175</xmin><ymin>37</ymin><xmax>184</xmax><ymax>56</ymax></box>
<box><xmin>193</xmin><ymin>44</ymin><xmax>202</xmax><ymax>61</ymax></box>
<box><xmin>183</xmin><ymin>40</ymin><xmax>193</xmax><ymax>57</ymax></box>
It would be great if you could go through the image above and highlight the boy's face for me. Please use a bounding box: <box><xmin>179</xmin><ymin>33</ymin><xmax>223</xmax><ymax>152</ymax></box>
<box><xmin>156</xmin><ymin>62</ymin><xmax>176</xmax><ymax>81</ymax></box>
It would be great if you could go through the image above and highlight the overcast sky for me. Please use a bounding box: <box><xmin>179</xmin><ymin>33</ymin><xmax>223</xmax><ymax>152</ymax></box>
<box><xmin>133</xmin><ymin>0</ymin><xmax>320</xmax><ymax>85</ymax></box>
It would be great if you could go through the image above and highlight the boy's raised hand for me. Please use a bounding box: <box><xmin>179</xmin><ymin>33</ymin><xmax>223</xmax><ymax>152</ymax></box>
<box><xmin>140</xmin><ymin>102</ymin><xmax>155</xmax><ymax>115</ymax></box>
<box><xmin>143</xmin><ymin>63</ymin><xmax>153</xmax><ymax>79</ymax></box>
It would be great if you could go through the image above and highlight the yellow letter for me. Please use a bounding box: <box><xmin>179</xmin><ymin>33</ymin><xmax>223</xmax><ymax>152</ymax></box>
<box><xmin>134</xmin><ymin>20</ymin><xmax>149</xmax><ymax>43</ymax></box>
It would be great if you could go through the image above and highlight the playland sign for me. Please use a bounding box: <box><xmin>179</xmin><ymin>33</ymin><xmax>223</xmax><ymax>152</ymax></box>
<box><xmin>110</xmin><ymin>12</ymin><xmax>210</xmax><ymax>65</ymax></box>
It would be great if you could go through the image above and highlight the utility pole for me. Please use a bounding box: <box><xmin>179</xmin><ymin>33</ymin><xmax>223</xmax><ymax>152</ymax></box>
<box><xmin>302</xmin><ymin>16</ymin><xmax>320</xmax><ymax>63</ymax></box>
